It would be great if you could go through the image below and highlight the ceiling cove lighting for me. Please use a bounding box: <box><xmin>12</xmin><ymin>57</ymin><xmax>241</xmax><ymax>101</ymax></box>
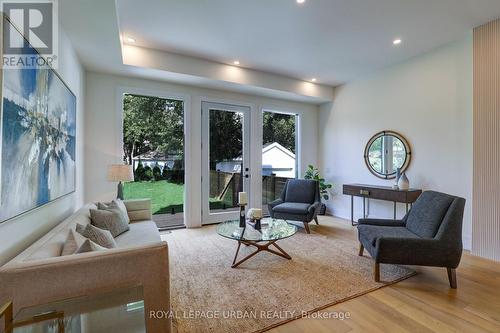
<box><xmin>393</xmin><ymin>38</ymin><xmax>402</xmax><ymax>45</ymax></box>
<box><xmin>126</xmin><ymin>37</ymin><xmax>136</xmax><ymax>43</ymax></box>
<box><xmin>233</xmin><ymin>60</ymin><xmax>240</xmax><ymax>65</ymax></box>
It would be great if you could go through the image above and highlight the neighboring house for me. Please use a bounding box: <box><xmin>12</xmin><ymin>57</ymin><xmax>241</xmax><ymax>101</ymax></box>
<box><xmin>132</xmin><ymin>151</ymin><xmax>183</xmax><ymax>170</ymax></box>
<box><xmin>216</xmin><ymin>142</ymin><xmax>296</xmax><ymax>178</ymax></box>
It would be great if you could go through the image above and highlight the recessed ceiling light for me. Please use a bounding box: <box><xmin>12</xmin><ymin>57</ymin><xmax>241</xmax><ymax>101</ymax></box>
<box><xmin>233</xmin><ymin>60</ymin><xmax>240</xmax><ymax>65</ymax></box>
<box><xmin>297</xmin><ymin>0</ymin><xmax>305</xmax><ymax>4</ymax></box>
<box><xmin>126</xmin><ymin>37</ymin><xmax>136</xmax><ymax>43</ymax></box>
<box><xmin>311</xmin><ymin>78</ymin><xmax>317</xmax><ymax>82</ymax></box>
<box><xmin>393</xmin><ymin>39</ymin><xmax>402</xmax><ymax>45</ymax></box>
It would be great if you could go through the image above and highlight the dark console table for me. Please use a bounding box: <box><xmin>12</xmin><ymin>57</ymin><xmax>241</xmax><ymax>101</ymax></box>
<box><xmin>343</xmin><ymin>184</ymin><xmax>422</xmax><ymax>226</ymax></box>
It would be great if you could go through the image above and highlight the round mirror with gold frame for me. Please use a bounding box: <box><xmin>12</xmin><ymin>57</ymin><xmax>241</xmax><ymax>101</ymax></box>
<box><xmin>364</xmin><ymin>130</ymin><xmax>411</xmax><ymax>179</ymax></box>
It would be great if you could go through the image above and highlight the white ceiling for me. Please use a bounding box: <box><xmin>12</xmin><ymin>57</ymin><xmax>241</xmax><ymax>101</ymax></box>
<box><xmin>59</xmin><ymin>0</ymin><xmax>334</xmax><ymax>103</ymax></box>
<box><xmin>116</xmin><ymin>0</ymin><xmax>500</xmax><ymax>85</ymax></box>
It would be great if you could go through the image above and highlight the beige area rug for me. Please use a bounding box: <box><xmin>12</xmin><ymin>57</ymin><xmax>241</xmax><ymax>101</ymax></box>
<box><xmin>161</xmin><ymin>219</ymin><xmax>415</xmax><ymax>333</ymax></box>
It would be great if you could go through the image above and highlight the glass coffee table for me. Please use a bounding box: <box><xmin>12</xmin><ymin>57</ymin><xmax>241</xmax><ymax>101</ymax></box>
<box><xmin>216</xmin><ymin>218</ymin><xmax>298</xmax><ymax>268</ymax></box>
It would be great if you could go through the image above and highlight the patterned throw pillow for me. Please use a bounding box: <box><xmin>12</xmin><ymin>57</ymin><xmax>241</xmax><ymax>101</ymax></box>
<box><xmin>114</xmin><ymin>199</ymin><xmax>130</xmax><ymax>223</ymax></box>
<box><xmin>76</xmin><ymin>223</ymin><xmax>117</xmax><ymax>248</ymax></box>
<box><xmin>61</xmin><ymin>229</ymin><xmax>87</xmax><ymax>256</ymax></box>
<box><xmin>61</xmin><ymin>229</ymin><xmax>106</xmax><ymax>255</ymax></box>
<box><xmin>90</xmin><ymin>208</ymin><xmax>130</xmax><ymax>237</ymax></box>
<box><xmin>75</xmin><ymin>239</ymin><xmax>107</xmax><ymax>254</ymax></box>
<box><xmin>98</xmin><ymin>199</ymin><xmax>130</xmax><ymax>224</ymax></box>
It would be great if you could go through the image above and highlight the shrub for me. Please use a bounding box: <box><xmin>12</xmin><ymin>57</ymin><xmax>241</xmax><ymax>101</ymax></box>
<box><xmin>134</xmin><ymin>161</ymin><xmax>145</xmax><ymax>181</ymax></box>
<box><xmin>161</xmin><ymin>165</ymin><xmax>169</xmax><ymax>179</ymax></box>
<box><xmin>152</xmin><ymin>164</ymin><xmax>162</xmax><ymax>181</ymax></box>
<box><xmin>170</xmin><ymin>159</ymin><xmax>184</xmax><ymax>184</ymax></box>
<box><xmin>143</xmin><ymin>165</ymin><xmax>153</xmax><ymax>181</ymax></box>
<box><xmin>170</xmin><ymin>169</ymin><xmax>184</xmax><ymax>184</ymax></box>
<box><xmin>173</xmin><ymin>159</ymin><xmax>183</xmax><ymax>170</ymax></box>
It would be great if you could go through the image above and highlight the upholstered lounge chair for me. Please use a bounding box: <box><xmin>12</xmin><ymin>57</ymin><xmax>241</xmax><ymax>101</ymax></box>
<box><xmin>268</xmin><ymin>179</ymin><xmax>321</xmax><ymax>234</ymax></box>
<box><xmin>357</xmin><ymin>190</ymin><xmax>465</xmax><ymax>288</ymax></box>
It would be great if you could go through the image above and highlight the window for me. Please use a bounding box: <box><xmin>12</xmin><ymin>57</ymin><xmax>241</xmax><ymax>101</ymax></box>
<box><xmin>122</xmin><ymin>93</ymin><xmax>185</xmax><ymax>229</ymax></box>
<box><xmin>261</xmin><ymin>110</ymin><xmax>298</xmax><ymax>215</ymax></box>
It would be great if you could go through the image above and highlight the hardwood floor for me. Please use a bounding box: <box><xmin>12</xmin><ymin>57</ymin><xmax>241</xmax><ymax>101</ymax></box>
<box><xmin>268</xmin><ymin>216</ymin><xmax>500</xmax><ymax>333</ymax></box>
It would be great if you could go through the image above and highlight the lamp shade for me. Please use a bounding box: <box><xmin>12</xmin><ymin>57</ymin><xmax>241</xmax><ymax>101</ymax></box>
<box><xmin>107</xmin><ymin>164</ymin><xmax>134</xmax><ymax>182</ymax></box>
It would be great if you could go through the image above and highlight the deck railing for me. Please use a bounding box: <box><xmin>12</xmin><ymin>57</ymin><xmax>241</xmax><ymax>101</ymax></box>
<box><xmin>209</xmin><ymin>171</ymin><xmax>291</xmax><ymax>211</ymax></box>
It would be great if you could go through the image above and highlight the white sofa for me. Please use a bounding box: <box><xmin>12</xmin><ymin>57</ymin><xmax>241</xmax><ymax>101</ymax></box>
<box><xmin>0</xmin><ymin>199</ymin><xmax>170</xmax><ymax>333</ymax></box>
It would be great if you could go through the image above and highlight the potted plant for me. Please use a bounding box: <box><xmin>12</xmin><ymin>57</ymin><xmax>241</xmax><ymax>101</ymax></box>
<box><xmin>304</xmin><ymin>164</ymin><xmax>333</xmax><ymax>215</ymax></box>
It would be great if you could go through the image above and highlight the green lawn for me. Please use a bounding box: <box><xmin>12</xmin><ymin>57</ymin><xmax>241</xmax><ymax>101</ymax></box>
<box><xmin>123</xmin><ymin>180</ymin><xmax>224</xmax><ymax>215</ymax></box>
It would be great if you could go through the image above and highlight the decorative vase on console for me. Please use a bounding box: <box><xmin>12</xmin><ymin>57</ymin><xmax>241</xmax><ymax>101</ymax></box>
<box><xmin>398</xmin><ymin>172</ymin><xmax>410</xmax><ymax>190</ymax></box>
<box><xmin>393</xmin><ymin>167</ymin><xmax>401</xmax><ymax>189</ymax></box>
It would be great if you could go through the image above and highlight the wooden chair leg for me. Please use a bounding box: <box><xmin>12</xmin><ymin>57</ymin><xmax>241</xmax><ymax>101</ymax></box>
<box><xmin>374</xmin><ymin>263</ymin><xmax>380</xmax><ymax>282</ymax></box>
<box><xmin>313</xmin><ymin>216</ymin><xmax>319</xmax><ymax>225</ymax></box>
<box><xmin>358</xmin><ymin>244</ymin><xmax>364</xmax><ymax>256</ymax></box>
<box><xmin>447</xmin><ymin>267</ymin><xmax>457</xmax><ymax>289</ymax></box>
<box><xmin>303</xmin><ymin>222</ymin><xmax>311</xmax><ymax>234</ymax></box>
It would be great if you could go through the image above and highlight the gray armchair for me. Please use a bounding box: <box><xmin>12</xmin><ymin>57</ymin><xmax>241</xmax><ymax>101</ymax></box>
<box><xmin>268</xmin><ymin>179</ymin><xmax>321</xmax><ymax>234</ymax></box>
<box><xmin>357</xmin><ymin>190</ymin><xmax>465</xmax><ymax>288</ymax></box>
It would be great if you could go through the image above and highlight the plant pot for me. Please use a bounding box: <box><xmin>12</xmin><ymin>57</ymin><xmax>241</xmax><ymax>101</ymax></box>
<box><xmin>319</xmin><ymin>203</ymin><xmax>327</xmax><ymax>215</ymax></box>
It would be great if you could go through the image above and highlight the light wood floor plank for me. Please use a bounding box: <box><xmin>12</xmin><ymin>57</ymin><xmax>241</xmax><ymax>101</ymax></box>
<box><xmin>385</xmin><ymin>284</ymin><xmax>499</xmax><ymax>332</ymax></box>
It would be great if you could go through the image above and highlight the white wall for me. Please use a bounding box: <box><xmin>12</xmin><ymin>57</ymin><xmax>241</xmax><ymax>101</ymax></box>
<box><xmin>0</xmin><ymin>27</ymin><xmax>86</xmax><ymax>265</ymax></box>
<box><xmin>84</xmin><ymin>72</ymin><xmax>318</xmax><ymax>227</ymax></box>
<box><xmin>318</xmin><ymin>34</ymin><xmax>473</xmax><ymax>249</ymax></box>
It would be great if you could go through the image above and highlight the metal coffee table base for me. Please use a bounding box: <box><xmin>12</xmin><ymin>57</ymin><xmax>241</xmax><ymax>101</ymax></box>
<box><xmin>231</xmin><ymin>240</ymin><xmax>292</xmax><ymax>268</ymax></box>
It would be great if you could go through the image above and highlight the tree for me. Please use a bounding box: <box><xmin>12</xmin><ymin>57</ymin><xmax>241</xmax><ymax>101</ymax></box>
<box><xmin>209</xmin><ymin>111</ymin><xmax>243</xmax><ymax>169</ymax></box>
<box><xmin>123</xmin><ymin>94</ymin><xmax>184</xmax><ymax>165</ymax></box>
<box><xmin>263</xmin><ymin>112</ymin><xmax>296</xmax><ymax>153</ymax></box>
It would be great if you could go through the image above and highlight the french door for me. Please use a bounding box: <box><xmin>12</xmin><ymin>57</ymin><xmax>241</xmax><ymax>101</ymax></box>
<box><xmin>201</xmin><ymin>102</ymin><xmax>251</xmax><ymax>224</ymax></box>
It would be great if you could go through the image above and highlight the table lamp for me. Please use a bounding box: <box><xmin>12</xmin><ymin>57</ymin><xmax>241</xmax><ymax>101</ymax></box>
<box><xmin>107</xmin><ymin>164</ymin><xmax>134</xmax><ymax>199</ymax></box>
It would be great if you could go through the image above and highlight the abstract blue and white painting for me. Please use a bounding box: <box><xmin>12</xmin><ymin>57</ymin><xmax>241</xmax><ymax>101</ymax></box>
<box><xmin>0</xmin><ymin>35</ymin><xmax>76</xmax><ymax>222</ymax></box>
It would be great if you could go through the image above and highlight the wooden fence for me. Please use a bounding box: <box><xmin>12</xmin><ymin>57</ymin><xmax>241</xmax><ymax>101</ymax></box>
<box><xmin>209</xmin><ymin>171</ymin><xmax>290</xmax><ymax>209</ymax></box>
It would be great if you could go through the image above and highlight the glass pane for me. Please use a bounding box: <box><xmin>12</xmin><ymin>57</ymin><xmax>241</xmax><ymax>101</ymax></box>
<box><xmin>262</xmin><ymin>111</ymin><xmax>297</xmax><ymax>216</ymax></box>
<box><xmin>209</xmin><ymin>109</ymin><xmax>244</xmax><ymax>213</ymax></box>
<box><xmin>392</xmin><ymin>138</ymin><xmax>406</xmax><ymax>172</ymax></box>
<box><xmin>368</xmin><ymin>137</ymin><xmax>384</xmax><ymax>173</ymax></box>
<box><xmin>122</xmin><ymin>94</ymin><xmax>184</xmax><ymax>229</ymax></box>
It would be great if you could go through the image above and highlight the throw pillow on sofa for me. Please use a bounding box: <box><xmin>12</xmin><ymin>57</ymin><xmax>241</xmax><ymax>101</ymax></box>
<box><xmin>61</xmin><ymin>229</ymin><xmax>87</xmax><ymax>255</ymax></box>
<box><xmin>75</xmin><ymin>239</ymin><xmax>107</xmax><ymax>254</ymax></box>
<box><xmin>61</xmin><ymin>229</ymin><xmax>107</xmax><ymax>255</ymax></box>
<box><xmin>98</xmin><ymin>199</ymin><xmax>130</xmax><ymax>224</ymax></box>
<box><xmin>76</xmin><ymin>223</ymin><xmax>117</xmax><ymax>248</ymax></box>
<box><xmin>90</xmin><ymin>207</ymin><xmax>129</xmax><ymax>237</ymax></box>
